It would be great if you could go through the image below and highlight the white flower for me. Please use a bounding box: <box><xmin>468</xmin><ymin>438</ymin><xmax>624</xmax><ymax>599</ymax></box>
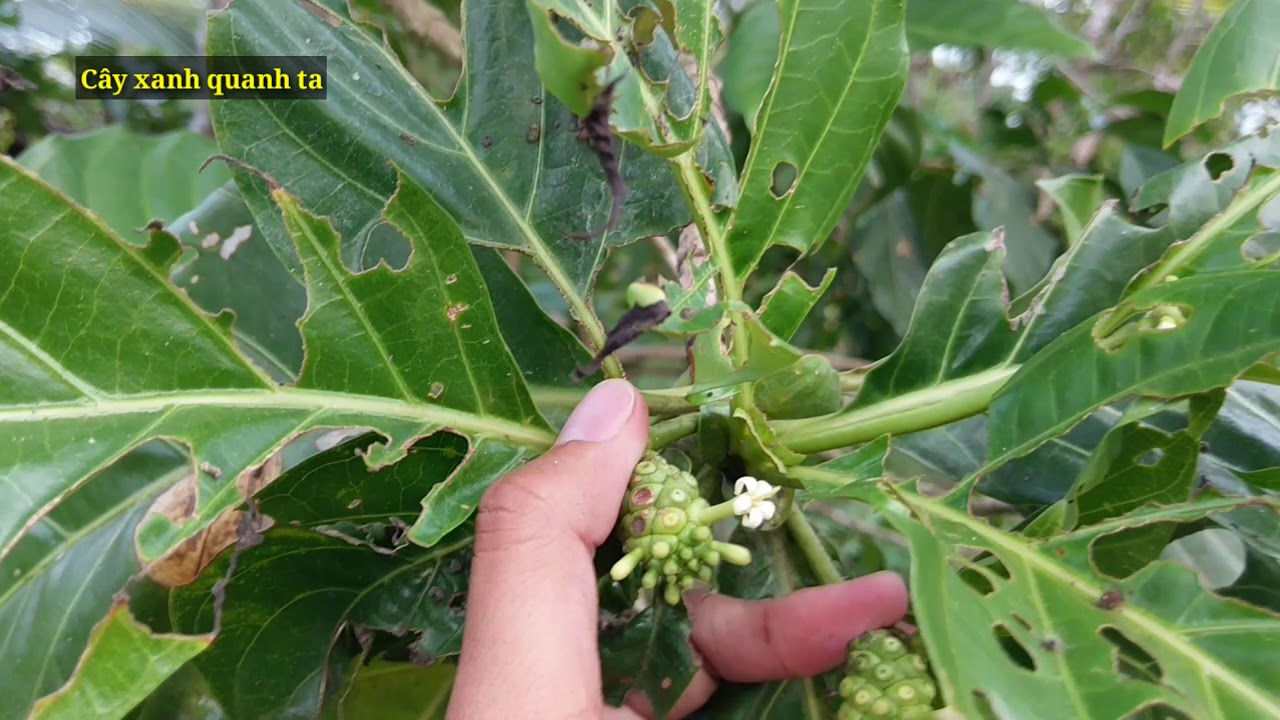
<box><xmin>733</xmin><ymin>476</ymin><xmax>780</xmax><ymax>529</ymax></box>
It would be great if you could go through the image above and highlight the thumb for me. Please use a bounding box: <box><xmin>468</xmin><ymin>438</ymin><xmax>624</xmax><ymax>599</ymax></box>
<box><xmin>476</xmin><ymin>377</ymin><xmax>650</xmax><ymax>552</ymax></box>
<box><xmin>450</xmin><ymin>379</ymin><xmax>649</xmax><ymax>719</ymax></box>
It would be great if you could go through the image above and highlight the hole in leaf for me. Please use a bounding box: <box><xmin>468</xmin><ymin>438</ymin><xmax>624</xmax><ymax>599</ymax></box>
<box><xmin>949</xmin><ymin>546</ymin><xmax>1011</xmax><ymax>596</ymax></box>
<box><xmin>1136</xmin><ymin>448</ymin><xmax>1164</xmax><ymax>467</ymax></box>
<box><xmin>970</xmin><ymin>690</ymin><xmax>999</xmax><ymax>720</ymax></box>
<box><xmin>1093</xmin><ymin>303</ymin><xmax>1193</xmax><ymax>353</ymax></box>
<box><xmin>1091</xmin><ymin>523</ymin><xmax>1180</xmax><ymax>580</ymax></box>
<box><xmin>770</xmin><ymin>162</ymin><xmax>798</xmax><ymax>198</ymax></box>
<box><xmin>1101</xmin><ymin>626</ymin><xmax>1163</xmax><ymax>684</ymax></box>
<box><xmin>993</xmin><ymin>623</ymin><xmax>1037</xmax><ymax>672</ymax></box>
<box><xmin>1122</xmin><ymin>702</ymin><xmax>1192</xmax><ymax>720</ymax></box>
<box><xmin>1243</xmin><ymin>231</ymin><xmax>1280</xmax><ymax>263</ymax></box>
<box><xmin>1203</xmin><ymin>152</ymin><xmax>1234</xmax><ymax>181</ymax></box>
<box><xmin>1160</xmin><ymin>527</ymin><xmax>1246</xmax><ymax>589</ymax></box>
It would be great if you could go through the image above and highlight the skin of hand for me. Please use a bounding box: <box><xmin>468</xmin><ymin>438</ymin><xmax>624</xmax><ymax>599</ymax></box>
<box><xmin>446</xmin><ymin>378</ymin><xmax>910</xmax><ymax>720</ymax></box>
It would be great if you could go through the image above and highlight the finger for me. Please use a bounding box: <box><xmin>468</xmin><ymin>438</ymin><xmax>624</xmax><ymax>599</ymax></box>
<box><xmin>615</xmin><ymin>670</ymin><xmax>719</xmax><ymax>720</ymax></box>
<box><xmin>448</xmin><ymin>379</ymin><xmax>650</xmax><ymax>720</ymax></box>
<box><xmin>685</xmin><ymin>572</ymin><xmax>910</xmax><ymax>683</ymax></box>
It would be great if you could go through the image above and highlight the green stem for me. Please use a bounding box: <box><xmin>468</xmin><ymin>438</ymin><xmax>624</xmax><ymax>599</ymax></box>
<box><xmin>530</xmin><ymin>385</ymin><xmax>699</xmax><ymax>415</ymax></box>
<box><xmin>695</xmin><ymin>497</ymin><xmax>741</xmax><ymax>525</ymax></box>
<box><xmin>649</xmin><ymin>413</ymin><xmax>700</xmax><ymax>449</ymax></box>
<box><xmin>775</xmin><ymin>366</ymin><xmax>1018</xmax><ymax>454</ymax></box>
<box><xmin>672</xmin><ymin>152</ymin><xmax>759</xmax><ymax>427</ymax></box>
<box><xmin>785</xmin><ymin>504</ymin><xmax>843</xmax><ymax>586</ymax></box>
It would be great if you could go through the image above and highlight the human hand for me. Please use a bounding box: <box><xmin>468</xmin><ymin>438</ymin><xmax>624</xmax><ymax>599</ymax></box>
<box><xmin>446</xmin><ymin>378</ymin><xmax>910</xmax><ymax>719</ymax></box>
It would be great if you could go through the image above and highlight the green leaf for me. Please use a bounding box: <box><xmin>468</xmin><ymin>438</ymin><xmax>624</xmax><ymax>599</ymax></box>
<box><xmin>1036</xmin><ymin>174</ymin><xmax>1109</xmax><ymax>247</ymax></box>
<box><xmin>206</xmin><ymin>0</ymin><xmax>695</xmax><ymax>349</ymax></box>
<box><xmin>16</xmin><ymin>125</ymin><xmax>229</xmax><ymax>238</ymax></box>
<box><xmin>29</xmin><ymin>602</ymin><xmax>211</xmax><ymax>720</ymax></box>
<box><xmin>599</xmin><ymin>583</ymin><xmax>698</xmax><ymax>720</ymax></box>
<box><xmin>0</xmin><ymin>440</ymin><xmax>185</xmax><ymax>720</ymax></box>
<box><xmin>169</xmin><ymin>182</ymin><xmax>307</xmax><ymax>381</ymax></box>
<box><xmin>757</xmin><ymin>269</ymin><xmax>836</xmax><ymax>343</ymax></box>
<box><xmin>331</xmin><ymin>661</ymin><xmax>455</xmax><ymax>720</ymax></box>
<box><xmin>799</xmin><ymin>435</ymin><xmax>891</xmax><ymax>501</ymax></box>
<box><xmin>775</xmin><ymin>201</ymin><xmax>1200</xmax><ymax>454</ymax></box>
<box><xmin>860</xmin><ymin>479</ymin><xmax>1280</xmax><ymax>719</ymax></box>
<box><xmin>904</xmin><ymin>0</ymin><xmax>1093</xmax><ymax>57</ymax></box>
<box><xmin>406</xmin><ymin>438</ymin><xmax>536</xmax><ymax>549</ymax></box>
<box><xmin>989</xmin><ymin>272</ymin><xmax>1280</xmax><ymax>468</ymax></box>
<box><xmin>281</xmin><ymin>168</ymin><xmax>543</xmax><ymax>430</ymax></box>
<box><xmin>719</xmin><ymin>0</ymin><xmax>780</xmax><ymax>129</ymax></box>
<box><xmin>725</xmin><ymin>0</ymin><xmax>908</xmax><ymax>280</ymax></box>
<box><xmin>1164</xmin><ymin>0</ymin><xmax>1280</xmax><ymax>146</ymax></box>
<box><xmin>171</xmin><ymin>529</ymin><xmax>473</xmax><ymax>718</ymax></box>
<box><xmin>0</xmin><ymin>149</ymin><xmax>555</xmax><ymax>712</ymax></box>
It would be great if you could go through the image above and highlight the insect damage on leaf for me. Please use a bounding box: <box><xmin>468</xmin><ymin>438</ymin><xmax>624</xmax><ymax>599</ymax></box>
<box><xmin>572</xmin><ymin>281</ymin><xmax>671</xmax><ymax>381</ymax></box>
<box><xmin>567</xmin><ymin>76</ymin><xmax>628</xmax><ymax>241</ymax></box>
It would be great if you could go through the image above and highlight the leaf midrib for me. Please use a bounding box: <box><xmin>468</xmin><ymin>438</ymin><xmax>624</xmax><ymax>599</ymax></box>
<box><xmin>0</xmin><ymin>387</ymin><xmax>557</xmax><ymax>449</ymax></box>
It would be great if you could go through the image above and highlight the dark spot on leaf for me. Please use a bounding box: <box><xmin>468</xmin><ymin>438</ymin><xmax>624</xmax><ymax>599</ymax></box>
<box><xmin>428</xmin><ymin>586</ymin><xmax>446</xmax><ymax>602</ymax></box>
<box><xmin>135</xmin><ymin>219</ymin><xmax>165</xmax><ymax>233</ymax></box>
<box><xmin>1101</xmin><ymin>626</ymin><xmax>1162</xmax><ymax>683</ymax></box>
<box><xmin>554</xmin><ymin>120</ymin><xmax>562</xmax><ymax>130</ymax></box>
<box><xmin>992</xmin><ymin>623</ymin><xmax>1036</xmax><ymax>671</ymax></box>
<box><xmin>1054</xmin><ymin>548</ymin><xmax>1065</xmax><ymax>556</ymax></box>
<box><xmin>971</xmin><ymin>690</ymin><xmax>998</xmax><ymax>720</ymax></box>
<box><xmin>399</xmin><ymin>132</ymin><xmax>418</xmax><ymax>146</ymax></box>
<box><xmin>482</xmin><ymin>135</ymin><xmax>494</xmax><ymax>148</ymax></box>
<box><xmin>1199</xmin><ymin>441</ymin><xmax>1211</xmax><ymax>452</ymax></box>
<box><xmin>1040</xmin><ymin>637</ymin><xmax>1061</xmax><ymax>652</ymax></box>
<box><xmin>1097</xmin><ymin>589</ymin><xmax>1124</xmax><ymax>610</ymax></box>
<box><xmin>1204</xmin><ymin>152</ymin><xmax>1234</xmax><ymax>181</ymax></box>
<box><xmin>448</xmin><ymin>558</ymin><xmax>464</xmax><ymax>573</ymax></box>
<box><xmin>532</xmin><ymin>96</ymin><xmax>542</xmax><ymax>105</ymax></box>
<box><xmin>680</xmin><ymin>308</ymin><xmax>695</xmax><ymax>320</ymax></box>
<box><xmin>770</xmin><ymin>162</ymin><xmax>798</xmax><ymax>198</ymax></box>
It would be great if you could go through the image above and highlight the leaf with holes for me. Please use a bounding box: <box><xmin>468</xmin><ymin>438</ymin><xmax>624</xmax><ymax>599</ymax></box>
<box><xmin>838</xmin><ymin>474</ymin><xmax>1280</xmax><ymax>719</ymax></box>
<box><xmin>1164</xmin><ymin>0</ymin><xmax>1280</xmax><ymax>146</ymax></box>
<box><xmin>0</xmin><ymin>155</ymin><xmax>553</xmax><ymax>716</ymax></box>
<box><xmin>206</xmin><ymin>0</ymin><xmax>710</xmax><ymax>358</ymax></box>
<box><xmin>724</xmin><ymin>0</ymin><xmax>909</xmax><ymax>281</ymax></box>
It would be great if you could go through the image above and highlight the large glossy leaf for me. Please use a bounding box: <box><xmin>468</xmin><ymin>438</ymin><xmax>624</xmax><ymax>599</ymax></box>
<box><xmin>0</xmin><ymin>156</ymin><xmax>553</xmax><ymax>713</ymax></box>
<box><xmin>16</xmin><ymin>125</ymin><xmax>229</xmax><ymax>239</ymax></box>
<box><xmin>1164</xmin><ymin>0</ymin><xmax>1280</xmax><ymax>145</ymax></box>
<box><xmin>163</xmin><ymin>434</ymin><xmax>477</xmax><ymax>717</ymax></box>
<box><xmin>206</xmin><ymin>0</ymin><xmax>699</xmax><ymax>349</ymax></box>
<box><xmin>904</xmin><ymin>0</ymin><xmax>1093</xmax><ymax>56</ymax></box>
<box><xmin>724</xmin><ymin>0</ymin><xmax>908</xmax><ymax>280</ymax></box>
<box><xmin>329</xmin><ymin>661</ymin><xmax>454</xmax><ymax>720</ymax></box>
<box><xmin>988</xmin><ymin>271</ymin><xmax>1280</xmax><ymax>468</ymax></box>
<box><xmin>836</xmin><ymin>474</ymin><xmax>1280</xmax><ymax>719</ymax></box>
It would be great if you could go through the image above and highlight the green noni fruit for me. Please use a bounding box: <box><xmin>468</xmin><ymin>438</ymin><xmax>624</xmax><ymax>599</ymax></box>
<box><xmin>838</xmin><ymin>628</ymin><xmax>939</xmax><ymax>720</ymax></box>
<box><xmin>609</xmin><ymin>452</ymin><xmax>751</xmax><ymax>606</ymax></box>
